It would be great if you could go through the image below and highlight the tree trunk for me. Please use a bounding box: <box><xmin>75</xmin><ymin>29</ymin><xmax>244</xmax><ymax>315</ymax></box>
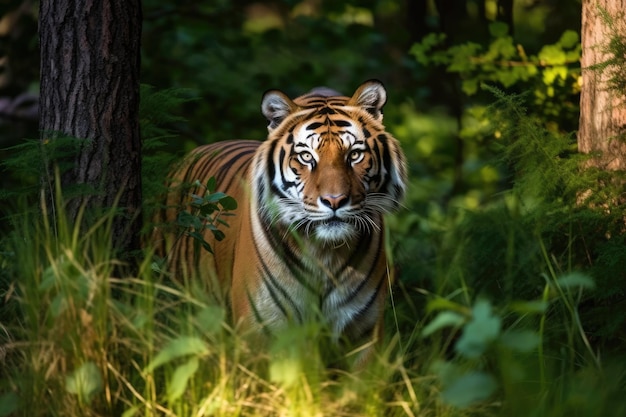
<box><xmin>578</xmin><ymin>0</ymin><xmax>626</xmax><ymax>170</ymax></box>
<box><xmin>39</xmin><ymin>0</ymin><xmax>142</xmax><ymax>259</ymax></box>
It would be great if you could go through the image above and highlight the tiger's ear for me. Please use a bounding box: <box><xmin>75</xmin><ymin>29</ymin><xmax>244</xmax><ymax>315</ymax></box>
<box><xmin>348</xmin><ymin>79</ymin><xmax>387</xmax><ymax>121</ymax></box>
<box><xmin>262</xmin><ymin>90</ymin><xmax>297</xmax><ymax>131</ymax></box>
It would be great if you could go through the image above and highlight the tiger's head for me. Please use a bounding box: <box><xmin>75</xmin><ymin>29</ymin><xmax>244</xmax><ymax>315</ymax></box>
<box><xmin>253</xmin><ymin>80</ymin><xmax>407</xmax><ymax>244</ymax></box>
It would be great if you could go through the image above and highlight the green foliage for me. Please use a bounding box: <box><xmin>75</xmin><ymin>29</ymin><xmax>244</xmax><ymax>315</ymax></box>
<box><xmin>140</xmin><ymin>84</ymin><xmax>200</xmax><ymax>220</ymax></box>
<box><xmin>0</xmin><ymin>135</ymin><xmax>84</xmax><ymax>201</ymax></box>
<box><xmin>419</xmin><ymin>283</ymin><xmax>626</xmax><ymax>416</ymax></box>
<box><xmin>172</xmin><ymin>177</ymin><xmax>237</xmax><ymax>257</ymax></box>
<box><xmin>410</xmin><ymin>23</ymin><xmax>580</xmax><ymax>130</ymax></box>
<box><xmin>65</xmin><ymin>361</ymin><xmax>104</xmax><ymax>405</ymax></box>
<box><xmin>2</xmin><ymin>1</ymin><xmax>626</xmax><ymax>416</ymax></box>
<box><xmin>140</xmin><ymin>0</ymin><xmax>406</xmax><ymax>146</ymax></box>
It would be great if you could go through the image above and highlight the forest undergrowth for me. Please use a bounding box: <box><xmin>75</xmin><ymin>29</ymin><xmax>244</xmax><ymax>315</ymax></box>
<box><xmin>1</xmin><ymin>86</ymin><xmax>625</xmax><ymax>417</ymax></box>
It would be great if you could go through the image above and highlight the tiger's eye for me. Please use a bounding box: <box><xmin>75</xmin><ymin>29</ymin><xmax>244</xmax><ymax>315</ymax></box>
<box><xmin>349</xmin><ymin>150</ymin><xmax>363</xmax><ymax>162</ymax></box>
<box><xmin>298</xmin><ymin>151</ymin><xmax>313</xmax><ymax>164</ymax></box>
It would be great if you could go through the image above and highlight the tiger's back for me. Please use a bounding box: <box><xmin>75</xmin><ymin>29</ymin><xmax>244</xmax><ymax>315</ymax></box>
<box><xmin>161</xmin><ymin>140</ymin><xmax>260</xmax><ymax>296</ymax></box>
<box><xmin>157</xmin><ymin>80</ymin><xmax>407</xmax><ymax>365</ymax></box>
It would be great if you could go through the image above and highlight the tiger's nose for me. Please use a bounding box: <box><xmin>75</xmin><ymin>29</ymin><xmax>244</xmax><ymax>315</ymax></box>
<box><xmin>320</xmin><ymin>194</ymin><xmax>348</xmax><ymax>210</ymax></box>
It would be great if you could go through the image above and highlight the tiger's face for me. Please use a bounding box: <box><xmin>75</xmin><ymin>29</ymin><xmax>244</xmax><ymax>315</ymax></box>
<box><xmin>254</xmin><ymin>80</ymin><xmax>407</xmax><ymax>244</ymax></box>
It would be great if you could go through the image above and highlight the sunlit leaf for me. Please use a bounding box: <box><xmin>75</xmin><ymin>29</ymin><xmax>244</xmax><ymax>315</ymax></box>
<box><xmin>145</xmin><ymin>337</ymin><xmax>209</xmax><ymax>373</ymax></box>
<box><xmin>425</xmin><ymin>298</ymin><xmax>468</xmax><ymax>314</ymax></box>
<box><xmin>65</xmin><ymin>362</ymin><xmax>103</xmax><ymax>404</ymax></box>
<box><xmin>270</xmin><ymin>357</ymin><xmax>302</xmax><ymax>388</ymax></box>
<box><xmin>538</xmin><ymin>44</ymin><xmax>566</xmax><ymax>65</ymax></box>
<box><xmin>167</xmin><ymin>357</ymin><xmax>199</xmax><ymax>403</ymax></box>
<box><xmin>122</xmin><ymin>405</ymin><xmax>140</xmax><ymax>417</ymax></box>
<box><xmin>421</xmin><ymin>311</ymin><xmax>465</xmax><ymax>337</ymax></box>
<box><xmin>559</xmin><ymin>30</ymin><xmax>579</xmax><ymax>48</ymax></box>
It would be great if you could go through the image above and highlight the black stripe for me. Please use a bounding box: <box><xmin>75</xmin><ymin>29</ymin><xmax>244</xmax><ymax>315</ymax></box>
<box><xmin>260</xmin><ymin>262</ymin><xmax>304</xmax><ymax>322</ymax></box>
<box><xmin>376</xmin><ymin>134</ymin><xmax>393</xmax><ymax>192</ymax></box>
<box><xmin>322</xmin><ymin>232</ymin><xmax>370</xmax><ymax>301</ymax></box>
<box><xmin>277</xmin><ymin>147</ymin><xmax>297</xmax><ymax>192</ymax></box>
<box><xmin>329</xmin><ymin>107</ymin><xmax>351</xmax><ymax>117</ymax></box>
<box><xmin>333</xmin><ymin>119</ymin><xmax>352</xmax><ymax>127</ymax></box>
<box><xmin>214</xmin><ymin>147</ymin><xmax>256</xmax><ymax>184</ymax></box>
<box><xmin>251</xmin><ymin>206</ymin><xmax>306</xmax><ymax>323</ymax></box>
<box><xmin>317</xmin><ymin>107</ymin><xmax>336</xmax><ymax>115</ymax></box>
<box><xmin>246</xmin><ymin>288</ymin><xmax>273</xmax><ymax>337</ymax></box>
<box><xmin>324</xmin><ymin>231</ymin><xmax>382</xmax><ymax>306</ymax></box>
<box><xmin>306</xmin><ymin>122</ymin><xmax>324</xmax><ymax>130</ymax></box>
<box><xmin>347</xmin><ymin>270</ymin><xmax>387</xmax><ymax>341</ymax></box>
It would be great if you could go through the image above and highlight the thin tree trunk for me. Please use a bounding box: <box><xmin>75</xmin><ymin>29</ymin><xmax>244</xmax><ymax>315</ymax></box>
<box><xmin>39</xmin><ymin>0</ymin><xmax>142</xmax><ymax>259</ymax></box>
<box><xmin>578</xmin><ymin>0</ymin><xmax>626</xmax><ymax>170</ymax></box>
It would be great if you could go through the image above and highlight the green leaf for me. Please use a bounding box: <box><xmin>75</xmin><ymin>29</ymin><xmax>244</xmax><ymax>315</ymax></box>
<box><xmin>509</xmin><ymin>300</ymin><xmax>548</xmax><ymax>315</ymax></box>
<box><xmin>167</xmin><ymin>357</ymin><xmax>199</xmax><ymax>403</ymax></box>
<box><xmin>145</xmin><ymin>337</ymin><xmax>209</xmax><ymax>373</ymax></box>
<box><xmin>489</xmin><ymin>36</ymin><xmax>516</xmax><ymax>59</ymax></box>
<box><xmin>216</xmin><ymin>218</ymin><xmax>231</xmax><ymax>228</ymax></box>
<box><xmin>199</xmin><ymin>203</ymin><xmax>219</xmax><ymax>217</ymax></box>
<box><xmin>455</xmin><ymin>300</ymin><xmax>501</xmax><ymax>358</ymax></box>
<box><xmin>409</xmin><ymin>33</ymin><xmax>446</xmax><ymax>65</ymax></box>
<box><xmin>488</xmin><ymin>21</ymin><xmax>509</xmax><ymax>38</ymax></box>
<box><xmin>176</xmin><ymin>211</ymin><xmax>196</xmax><ymax>228</ymax></box>
<box><xmin>191</xmin><ymin>195</ymin><xmax>205</xmax><ymax>206</ymax></box>
<box><xmin>421</xmin><ymin>311</ymin><xmax>465</xmax><ymax>337</ymax></box>
<box><xmin>538</xmin><ymin>44</ymin><xmax>566</xmax><ymax>65</ymax></box>
<box><xmin>441</xmin><ymin>371</ymin><xmax>497</xmax><ymax>408</ymax></box>
<box><xmin>204</xmin><ymin>192</ymin><xmax>228</xmax><ymax>203</ymax></box>
<box><xmin>49</xmin><ymin>293</ymin><xmax>68</xmax><ymax>318</ymax></box>
<box><xmin>206</xmin><ymin>177</ymin><xmax>217</xmax><ymax>192</ymax></box>
<box><xmin>211</xmin><ymin>229</ymin><xmax>226</xmax><ymax>242</ymax></box>
<box><xmin>39</xmin><ymin>264</ymin><xmax>58</xmax><ymax>291</ymax></box>
<box><xmin>462</xmin><ymin>79</ymin><xmax>479</xmax><ymax>95</ymax></box>
<box><xmin>187</xmin><ymin>231</ymin><xmax>213</xmax><ymax>254</ymax></box>
<box><xmin>425</xmin><ymin>298</ymin><xmax>468</xmax><ymax>314</ymax></box>
<box><xmin>270</xmin><ymin>357</ymin><xmax>302</xmax><ymax>388</ymax></box>
<box><xmin>220</xmin><ymin>195</ymin><xmax>238</xmax><ymax>210</ymax></box>
<box><xmin>122</xmin><ymin>405</ymin><xmax>140</xmax><ymax>417</ymax></box>
<box><xmin>194</xmin><ymin>305</ymin><xmax>225</xmax><ymax>334</ymax></box>
<box><xmin>65</xmin><ymin>362</ymin><xmax>103</xmax><ymax>404</ymax></box>
<box><xmin>559</xmin><ymin>30</ymin><xmax>579</xmax><ymax>49</ymax></box>
<box><xmin>556</xmin><ymin>272</ymin><xmax>595</xmax><ymax>291</ymax></box>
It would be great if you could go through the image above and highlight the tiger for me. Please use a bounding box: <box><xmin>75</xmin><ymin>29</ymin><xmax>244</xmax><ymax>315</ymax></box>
<box><xmin>157</xmin><ymin>80</ymin><xmax>407</xmax><ymax>366</ymax></box>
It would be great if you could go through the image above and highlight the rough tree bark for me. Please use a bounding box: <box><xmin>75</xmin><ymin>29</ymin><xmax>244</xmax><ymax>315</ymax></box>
<box><xmin>39</xmin><ymin>0</ymin><xmax>142</xmax><ymax>258</ymax></box>
<box><xmin>579</xmin><ymin>0</ymin><xmax>626</xmax><ymax>170</ymax></box>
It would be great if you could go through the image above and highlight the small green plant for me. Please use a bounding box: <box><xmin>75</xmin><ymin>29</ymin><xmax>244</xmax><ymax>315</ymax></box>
<box><xmin>175</xmin><ymin>176</ymin><xmax>238</xmax><ymax>256</ymax></box>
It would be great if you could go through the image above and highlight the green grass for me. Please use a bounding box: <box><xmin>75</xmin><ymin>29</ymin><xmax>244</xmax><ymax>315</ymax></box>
<box><xmin>1</xmin><ymin>189</ymin><xmax>625</xmax><ymax>417</ymax></box>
